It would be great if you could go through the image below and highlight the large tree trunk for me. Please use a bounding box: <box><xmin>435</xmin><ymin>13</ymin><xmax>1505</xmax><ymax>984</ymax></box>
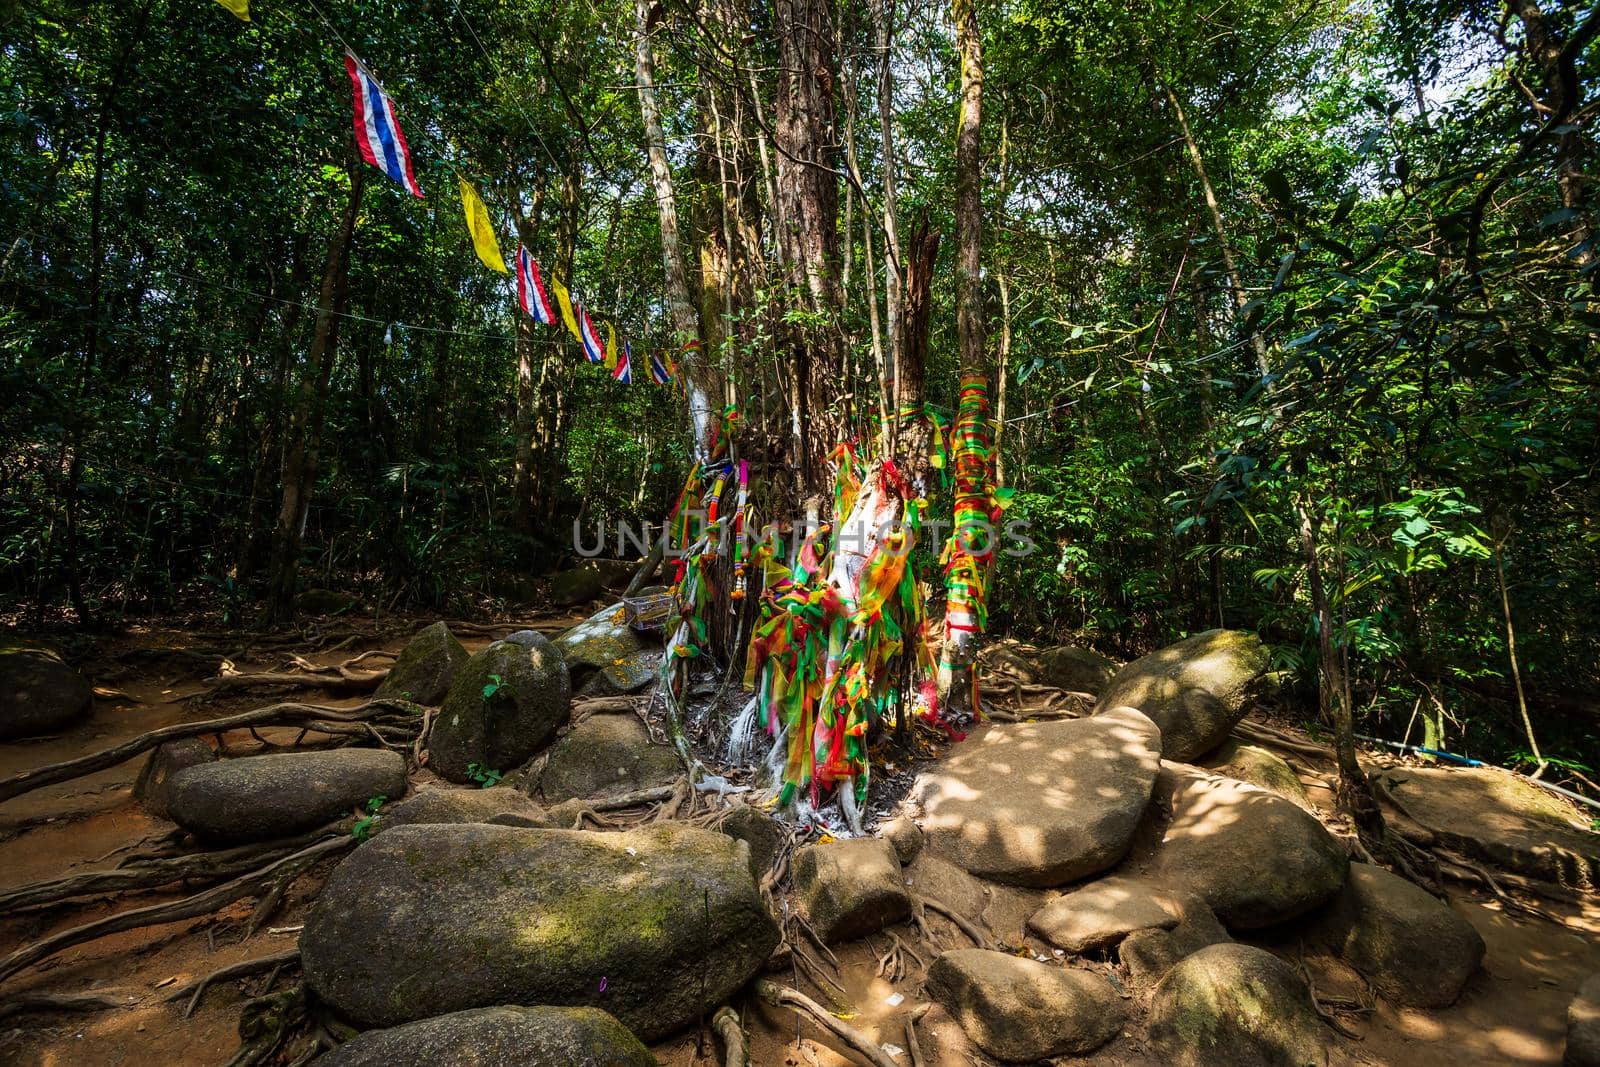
<box><xmin>633</xmin><ymin>0</ymin><xmax>719</xmax><ymax>461</ymax></box>
<box><xmin>262</xmin><ymin>163</ymin><xmax>365</xmax><ymax>625</ymax></box>
<box><xmin>1510</xmin><ymin>0</ymin><xmax>1595</xmax><ymax>266</ymax></box>
<box><xmin>936</xmin><ymin>0</ymin><xmax>993</xmax><ymax>719</ymax></box>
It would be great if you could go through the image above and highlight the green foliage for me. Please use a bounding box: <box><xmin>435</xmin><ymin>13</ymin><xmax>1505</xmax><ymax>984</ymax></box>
<box><xmin>351</xmin><ymin>794</ymin><xmax>387</xmax><ymax>842</ymax></box>
<box><xmin>464</xmin><ymin>763</ymin><xmax>501</xmax><ymax>788</ymax></box>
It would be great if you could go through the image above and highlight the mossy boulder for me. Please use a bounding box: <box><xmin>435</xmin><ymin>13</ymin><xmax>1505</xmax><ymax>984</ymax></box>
<box><xmin>375</xmin><ymin>622</ymin><xmax>468</xmax><ymax>706</ymax></box>
<box><xmin>320</xmin><ymin>1005</ymin><xmax>656</xmax><ymax>1067</ymax></box>
<box><xmin>1141</xmin><ymin>763</ymin><xmax>1348</xmax><ymax>930</ymax></box>
<box><xmin>1120</xmin><ymin>892</ymin><xmax>1232</xmax><ymax>987</ymax></box>
<box><xmin>927</xmin><ymin>949</ymin><xmax>1125</xmax><ymax>1061</ymax></box>
<box><xmin>134</xmin><ymin>738</ymin><xmax>217</xmax><ymax>819</ymax></box>
<box><xmin>1094</xmin><ymin>629</ymin><xmax>1271</xmax><ymax>761</ymax></box>
<box><xmin>792</xmin><ymin>837</ymin><xmax>911</xmax><ymax>943</ymax></box>
<box><xmin>166</xmin><ymin>749</ymin><xmax>407</xmax><ymax>842</ymax></box>
<box><xmin>0</xmin><ymin>648</ymin><xmax>93</xmax><ymax>741</ymax></box>
<box><xmin>908</xmin><ymin>706</ymin><xmax>1162</xmax><ymax>886</ymax></box>
<box><xmin>430</xmin><ymin>633</ymin><xmax>570</xmax><ymax>784</ymax></box>
<box><xmin>549</xmin><ymin>567</ymin><xmax>607</xmax><ymax>607</ymax></box>
<box><xmin>1146</xmin><ymin>944</ymin><xmax>1327</xmax><ymax>1067</ymax></box>
<box><xmin>538</xmin><ymin>714</ymin><xmax>680</xmax><ymax>803</ymax></box>
<box><xmin>378</xmin><ymin>785</ymin><xmax>552</xmax><ymax>831</ymax></box>
<box><xmin>297</xmin><ymin>588</ymin><xmax>359</xmax><ymax>615</ymax></box>
<box><xmin>1308</xmin><ymin>863</ymin><xmax>1484</xmax><ymax>1007</ymax></box>
<box><xmin>1035</xmin><ymin>645</ymin><xmax>1119</xmax><ymax>696</ymax></box>
<box><xmin>719</xmin><ymin>805</ymin><xmax>785</xmax><ymax>879</ymax></box>
<box><xmin>300</xmin><ymin>822</ymin><xmax>779</xmax><ymax>1040</ymax></box>
<box><xmin>554</xmin><ymin>603</ymin><xmax>660</xmax><ymax>697</ymax></box>
<box><xmin>1570</xmin><ymin>972</ymin><xmax>1600</xmax><ymax>1067</ymax></box>
<box><xmin>1206</xmin><ymin>739</ymin><xmax>1313</xmax><ymax>810</ymax></box>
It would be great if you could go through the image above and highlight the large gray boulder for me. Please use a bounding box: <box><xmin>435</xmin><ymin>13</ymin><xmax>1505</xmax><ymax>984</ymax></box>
<box><xmin>538</xmin><ymin>714</ymin><xmax>679</xmax><ymax>803</ymax></box>
<box><xmin>554</xmin><ymin>604</ymin><xmax>660</xmax><ymax>697</ymax></box>
<box><xmin>134</xmin><ymin>738</ymin><xmax>217</xmax><ymax>819</ymax></box>
<box><xmin>1147</xmin><ymin>944</ymin><xmax>1327</xmax><ymax>1067</ymax></box>
<box><xmin>166</xmin><ymin>749</ymin><xmax>406</xmax><ymax>842</ymax></box>
<box><xmin>301</xmin><ymin>822</ymin><xmax>779</xmax><ymax>1040</ymax></box>
<box><xmin>907</xmin><ymin>706</ymin><xmax>1162</xmax><ymax>886</ymax></box>
<box><xmin>1094</xmin><ymin>629</ymin><xmax>1270</xmax><ymax>761</ymax></box>
<box><xmin>431</xmin><ymin>633</ymin><xmax>570</xmax><ymax>784</ymax></box>
<box><xmin>1139</xmin><ymin>763</ymin><xmax>1348</xmax><ymax>929</ymax></box>
<box><xmin>378</xmin><ymin>786</ymin><xmax>551</xmax><ymax>831</ymax></box>
<box><xmin>1035</xmin><ymin>645</ymin><xmax>1119</xmax><ymax>696</ymax></box>
<box><xmin>792</xmin><ymin>837</ymin><xmax>910</xmax><ymax>943</ymax></box>
<box><xmin>375</xmin><ymin>622</ymin><xmax>468</xmax><ymax>705</ymax></box>
<box><xmin>1027</xmin><ymin>875</ymin><xmax>1181</xmax><ymax>954</ymax></box>
<box><xmin>1205</xmin><ymin>738</ymin><xmax>1313</xmax><ymax>810</ymax></box>
<box><xmin>926</xmin><ymin>950</ymin><xmax>1124</xmax><ymax>1061</ymax></box>
<box><xmin>0</xmin><ymin>648</ymin><xmax>93</xmax><ymax>741</ymax></box>
<box><xmin>1570</xmin><ymin>973</ymin><xmax>1600</xmax><ymax>1067</ymax></box>
<box><xmin>549</xmin><ymin>567</ymin><xmax>607</xmax><ymax>607</ymax></box>
<box><xmin>320</xmin><ymin>1006</ymin><xmax>656</xmax><ymax>1067</ymax></box>
<box><xmin>1308</xmin><ymin>863</ymin><xmax>1484</xmax><ymax>1007</ymax></box>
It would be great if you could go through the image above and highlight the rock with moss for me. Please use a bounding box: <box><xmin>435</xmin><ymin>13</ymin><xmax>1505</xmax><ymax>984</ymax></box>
<box><xmin>320</xmin><ymin>1005</ymin><xmax>656</xmax><ymax>1067</ymax></box>
<box><xmin>300</xmin><ymin>822</ymin><xmax>779</xmax><ymax>1039</ymax></box>
<box><xmin>877</xmin><ymin>815</ymin><xmax>923</xmax><ymax>865</ymax></box>
<box><xmin>718</xmin><ymin>804</ymin><xmax>785</xmax><ymax>879</ymax></box>
<box><xmin>538</xmin><ymin>714</ymin><xmax>679</xmax><ymax>803</ymax></box>
<box><xmin>908</xmin><ymin>706</ymin><xmax>1162</xmax><ymax>886</ymax></box>
<box><xmin>1035</xmin><ymin>645</ymin><xmax>1120</xmax><ymax>696</ymax></box>
<box><xmin>1147</xmin><ymin>944</ymin><xmax>1327</xmax><ymax>1067</ymax></box>
<box><xmin>134</xmin><ymin>738</ymin><xmax>216</xmax><ymax>819</ymax></box>
<box><xmin>297</xmin><ymin>588</ymin><xmax>358</xmax><ymax>615</ymax></box>
<box><xmin>376</xmin><ymin>622</ymin><xmax>469</xmax><ymax>706</ymax></box>
<box><xmin>555</xmin><ymin>603</ymin><xmax>660</xmax><ymax>697</ymax></box>
<box><xmin>430</xmin><ymin>634</ymin><xmax>570</xmax><ymax>784</ymax></box>
<box><xmin>1570</xmin><ymin>973</ymin><xmax>1600</xmax><ymax>1067</ymax></box>
<box><xmin>1308</xmin><ymin>862</ymin><xmax>1484</xmax><ymax>1007</ymax></box>
<box><xmin>927</xmin><ymin>949</ymin><xmax>1124</xmax><ymax>1061</ymax></box>
<box><xmin>1205</xmin><ymin>739</ymin><xmax>1313</xmax><ymax>809</ymax></box>
<box><xmin>0</xmin><ymin>648</ymin><xmax>94</xmax><ymax>742</ymax></box>
<box><xmin>166</xmin><ymin>749</ymin><xmax>407</xmax><ymax>842</ymax></box>
<box><xmin>378</xmin><ymin>785</ymin><xmax>552</xmax><ymax>831</ymax></box>
<box><xmin>1120</xmin><ymin>893</ymin><xmax>1232</xmax><ymax>987</ymax></box>
<box><xmin>1139</xmin><ymin>763</ymin><xmax>1348</xmax><ymax>929</ymax></box>
<box><xmin>1093</xmin><ymin>629</ymin><xmax>1271</xmax><ymax>761</ymax></box>
<box><xmin>792</xmin><ymin>837</ymin><xmax>911</xmax><ymax>943</ymax></box>
<box><xmin>549</xmin><ymin>567</ymin><xmax>607</xmax><ymax>607</ymax></box>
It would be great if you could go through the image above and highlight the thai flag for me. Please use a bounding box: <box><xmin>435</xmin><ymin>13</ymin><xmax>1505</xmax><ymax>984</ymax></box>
<box><xmin>344</xmin><ymin>50</ymin><xmax>423</xmax><ymax>198</ymax></box>
<box><xmin>613</xmin><ymin>340</ymin><xmax>633</xmax><ymax>384</ymax></box>
<box><xmin>516</xmin><ymin>246</ymin><xmax>555</xmax><ymax>325</ymax></box>
<box><xmin>649</xmin><ymin>350</ymin><xmax>672</xmax><ymax>385</ymax></box>
<box><xmin>576</xmin><ymin>302</ymin><xmax>605</xmax><ymax>364</ymax></box>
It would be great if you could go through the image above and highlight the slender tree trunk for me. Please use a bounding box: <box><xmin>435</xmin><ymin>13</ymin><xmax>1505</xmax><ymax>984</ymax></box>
<box><xmin>1493</xmin><ymin>529</ymin><xmax>1545</xmax><ymax>775</ymax></box>
<box><xmin>262</xmin><ymin>164</ymin><xmax>365</xmax><ymax>625</ymax></box>
<box><xmin>937</xmin><ymin>0</ymin><xmax>992</xmax><ymax>718</ymax></box>
<box><xmin>1297</xmin><ymin>496</ymin><xmax>1384</xmax><ymax>838</ymax></box>
<box><xmin>1162</xmin><ymin>80</ymin><xmax>1270</xmax><ymax>377</ymax></box>
<box><xmin>633</xmin><ymin>0</ymin><xmax>718</xmax><ymax>460</ymax></box>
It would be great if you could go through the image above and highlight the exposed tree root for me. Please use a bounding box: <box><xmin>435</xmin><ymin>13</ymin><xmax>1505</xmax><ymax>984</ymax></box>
<box><xmin>225</xmin><ymin>983</ymin><xmax>308</xmax><ymax>1067</ymax></box>
<box><xmin>713</xmin><ymin>1005</ymin><xmax>749</xmax><ymax>1067</ymax></box>
<box><xmin>0</xmin><ymin>823</ymin><xmax>344</xmax><ymax>912</ymax></box>
<box><xmin>753</xmin><ymin>979</ymin><xmax>899</xmax><ymax>1067</ymax></box>
<box><xmin>0</xmin><ymin>836</ymin><xmax>354</xmax><ymax>986</ymax></box>
<box><xmin>904</xmin><ymin>1002</ymin><xmax>931</xmax><ymax>1067</ymax></box>
<box><xmin>0</xmin><ymin>991</ymin><xmax>130</xmax><ymax>1020</ymax></box>
<box><xmin>549</xmin><ymin>783</ymin><xmax>680</xmax><ymax>829</ymax></box>
<box><xmin>916</xmin><ymin>894</ymin><xmax>991</xmax><ymax>949</ymax></box>
<box><xmin>201</xmin><ymin>670</ymin><xmax>388</xmax><ymax>696</ymax></box>
<box><xmin>1233</xmin><ymin>721</ymin><xmax>1332</xmax><ymax>760</ymax></box>
<box><xmin>164</xmin><ymin>949</ymin><xmax>300</xmax><ymax>1018</ymax></box>
<box><xmin>0</xmin><ymin>698</ymin><xmax>425</xmax><ymax>804</ymax></box>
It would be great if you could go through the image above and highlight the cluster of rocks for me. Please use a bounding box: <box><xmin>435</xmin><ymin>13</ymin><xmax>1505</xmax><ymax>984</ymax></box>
<box><xmin>878</xmin><ymin>628</ymin><xmax>1494</xmax><ymax>1063</ymax></box>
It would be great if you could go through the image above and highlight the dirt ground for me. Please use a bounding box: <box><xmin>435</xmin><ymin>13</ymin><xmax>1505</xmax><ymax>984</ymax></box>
<box><xmin>1</xmin><ymin>621</ymin><xmax>1596</xmax><ymax>1066</ymax></box>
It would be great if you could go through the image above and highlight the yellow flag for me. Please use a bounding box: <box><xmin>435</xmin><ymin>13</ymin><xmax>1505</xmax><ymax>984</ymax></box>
<box><xmin>213</xmin><ymin>0</ymin><xmax>249</xmax><ymax>20</ymax></box>
<box><xmin>457</xmin><ymin>178</ymin><xmax>508</xmax><ymax>274</ymax></box>
<box><xmin>604</xmin><ymin>322</ymin><xmax>619</xmax><ymax>370</ymax></box>
<box><xmin>550</xmin><ymin>276</ymin><xmax>582</xmax><ymax>343</ymax></box>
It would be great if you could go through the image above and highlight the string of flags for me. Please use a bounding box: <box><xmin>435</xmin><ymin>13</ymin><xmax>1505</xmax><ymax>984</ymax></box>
<box><xmin>211</xmin><ymin>0</ymin><xmax>677</xmax><ymax>387</ymax></box>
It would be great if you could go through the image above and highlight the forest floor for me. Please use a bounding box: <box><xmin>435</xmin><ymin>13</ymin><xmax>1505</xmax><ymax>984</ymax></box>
<box><xmin>0</xmin><ymin>617</ymin><xmax>1596</xmax><ymax>1066</ymax></box>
